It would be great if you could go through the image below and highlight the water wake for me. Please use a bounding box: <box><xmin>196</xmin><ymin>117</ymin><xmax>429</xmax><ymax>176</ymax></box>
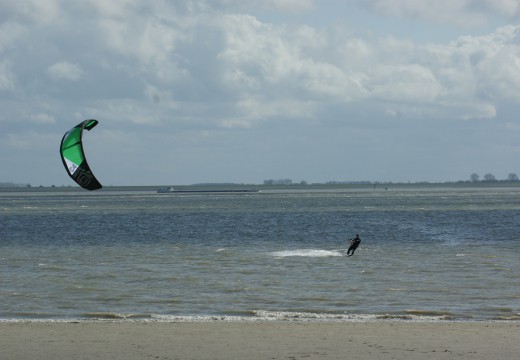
<box><xmin>269</xmin><ymin>249</ymin><xmax>343</xmax><ymax>258</ymax></box>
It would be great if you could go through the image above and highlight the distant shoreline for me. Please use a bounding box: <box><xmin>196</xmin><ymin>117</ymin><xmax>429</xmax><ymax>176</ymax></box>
<box><xmin>2</xmin><ymin>181</ymin><xmax>520</xmax><ymax>193</ymax></box>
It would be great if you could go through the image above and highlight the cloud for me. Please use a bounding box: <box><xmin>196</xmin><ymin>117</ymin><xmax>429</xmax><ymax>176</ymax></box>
<box><xmin>3</xmin><ymin>131</ymin><xmax>56</xmax><ymax>150</ymax></box>
<box><xmin>357</xmin><ymin>0</ymin><xmax>520</xmax><ymax>27</ymax></box>
<box><xmin>217</xmin><ymin>14</ymin><xmax>368</xmax><ymax>115</ymax></box>
<box><xmin>0</xmin><ymin>60</ymin><xmax>14</xmax><ymax>90</ymax></box>
<box><xmin>30</xmin><ymin>113</ymin><xmax>55</xmax><ymax>124</ymax></box>
<box><xmin>216</xmin><ymin>10</ymin><xmax>519</xmax><ymax>121</ymax></box>
<box><xmin>0</xmin><ymin>0</ymin><xmax>63</xmax><ymax>24</ymax></box>
<box><xmin>471</xmin><ymin>26</ymin><xmax>520</xmax><ymax>101</ymax></box>
<box><xmin>47</xmin><ymin>61</ymin><xmax>85</xmax><ymax>81</ymax></box>
<box><xmin>3</xmin><ymin>1</ymin><xmax>519</xmax><ymax>127</ymax></box>
<box><xmin>0</xmin><ymin>21</ymin><xmax>25</xmax><ymax>52</ymax></box>
<box><xmin>204</xmin><ymin>0</ymin><xmax>314</xmax><ymax>13</ymax></box>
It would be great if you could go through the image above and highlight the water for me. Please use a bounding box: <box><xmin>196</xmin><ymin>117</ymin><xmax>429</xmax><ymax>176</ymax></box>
<box><xmin>1</xmin><ymin>187</ymin><xmax>519</xmax><ymax>322</ymax></box>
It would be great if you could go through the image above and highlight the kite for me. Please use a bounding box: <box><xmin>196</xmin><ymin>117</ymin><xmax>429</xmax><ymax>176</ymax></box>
<box><xmin>59</xmin><ymin>119</ymin><xmax>102</xmax><ymax>190</ymax></box>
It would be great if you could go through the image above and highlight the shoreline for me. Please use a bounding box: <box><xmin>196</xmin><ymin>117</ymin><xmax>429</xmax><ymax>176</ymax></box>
<box><xmin>1</xmin><ymin>316</ymin><xmax>520</xmax><ymax>323</ymax></box>
<box><xmin>1</xmin><ymin>321</ymin><xmax>519</xmax><ymax>360</ymax></box>
<box><xmin>3</xmin><ymin>181</ymin><xmax>520</xmax><ymax>193</ymax></box>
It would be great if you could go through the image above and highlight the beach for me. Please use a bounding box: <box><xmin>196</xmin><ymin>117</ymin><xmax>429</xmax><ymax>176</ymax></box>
<box><xmin>1</xmin><ymin>321</ymin><xmax>519</xmax><ymax>360</ymax></box>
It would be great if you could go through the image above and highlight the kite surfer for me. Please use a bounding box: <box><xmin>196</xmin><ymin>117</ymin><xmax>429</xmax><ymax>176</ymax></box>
<box><xmin>347</xmin><ymin>234</ymin><xmax>361</xmax><ymax>256</ymax></box>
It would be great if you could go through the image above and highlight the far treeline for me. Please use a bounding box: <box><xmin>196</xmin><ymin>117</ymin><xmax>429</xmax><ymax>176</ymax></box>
<box><xmin>469</xmin><ymin>173</ymin><xmax>518</xmax><ymax>182</ymax></box>
<box><xmin>2</xmin><ymin>172</ymin><xmax>519</xmax><ymax>189</ymax></box>
<box><xmin>264</xmin><ymin>173</ymin><xmax>520</xmax><ymax>186</ymax></box>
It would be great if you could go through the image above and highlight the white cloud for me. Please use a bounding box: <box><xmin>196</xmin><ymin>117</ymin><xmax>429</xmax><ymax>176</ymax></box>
<box><xmin>96</xmin><ymin>6</ymin><xmax>191</xmax><ymax>83</ymax></box>
<box><xmin>505</xmin><ymin>121</ymin><xmax>520</xmax><ymax>131</ymax></box>
<box><xmin>216</xmin><ymin>10</ymin><xmax>519</xmax><ymax>120</ymax></box>
<box><xmin>85</xmin><ymin>0</ymin><xmax>141</xmax><ymax>18</ymax></box>
<box><xmin>219</xmin><ymin>118</ymin><xmax>252</xmax><ymax>129</ymax></box>
<box><xmin>265</xmin><ymin>0</ymin><xmax>314</xmax><ymax>12</ymax></box>
<box><xmin>8</xmin><ymin>0</ymin><xmax>518</xmax><ymax>124</ymax></box>
<box><xmin>218</xmin><ymin>14</ymin><xmax>367</xmax><ymax>105</ymax></box>
<box><xmin>366</xmin><ymin>63</ymin><xmax>442</xmax><ymax>102</ymax></box>
<box><xmin>0</xmin><ymin>22</ymin><xmax>25</xmax><ymax>52</ymax></box>
<box><xmin>481</xmin><ymin>0</ymin><xmax>520</xmax><ymax>18</ymax></box>
<box><xmin>235</xmin><ymin>98</ymin><xmax>315</xmax><ymax>121</ymax></box>
<box><xmin>3</xmin><ymin>131</ymin><xmax>56</xmax><ymax>150</ymax></box>
<box><xmin>0</xmin><ymin>60</ymin><xmax>14</xmax><ymax>90</ymax></box>
<box><xmin>356</xmin><ymin>0</ymin><xmax>520</xmax><ymax>27</ymax></box>
<box><xmin>205</xmin><ymin>0</ymin><xmax>314</xmax><ymax>13</ymax></box>
<box><xmin>4</xmin><ymin>2</ymin><xmax>519</xmax><ymax>125</ymax></box>
<box><xmin>30</xmin><ymin>113</ymin><xmax>55</xmax><ymax>124</ymax></box>
<box><xmin>0</xmin><ymin>0</ymin><xmax>63</xmax><ymax>24</ymax></box>
<box><xmin>47</xmin><ymin>61</ymin><xmax>85</xmax><ymax>81</ymax></box>
<box><xmin>471</xmin><ymin>26</ymin><xmax>520</xmax><ymax>101</ymax></box>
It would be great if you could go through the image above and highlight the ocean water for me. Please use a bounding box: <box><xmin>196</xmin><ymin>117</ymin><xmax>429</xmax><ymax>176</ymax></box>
<box><xmin>1</xmin><ymin>187</ymin><xmax>519</xmax><ymax>322</ymax></box>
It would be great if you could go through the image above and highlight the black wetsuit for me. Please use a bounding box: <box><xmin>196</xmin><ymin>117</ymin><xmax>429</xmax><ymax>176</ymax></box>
<box><xmin>347</xmin><ymin>238</ymin><xmax>361</xmax><ymax>256</ymax></box>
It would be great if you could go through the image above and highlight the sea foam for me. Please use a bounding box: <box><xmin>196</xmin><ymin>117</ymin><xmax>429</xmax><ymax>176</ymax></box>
<box><xmin>269</xmin><ymin>249</ymin><xmax>343</xmax><ymax>258</ymax></box>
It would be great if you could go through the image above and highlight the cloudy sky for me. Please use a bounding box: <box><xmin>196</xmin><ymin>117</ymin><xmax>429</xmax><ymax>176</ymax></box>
<box><xmin>1</xmin><ymin>0</ymin><xmax>520</xmax><ymax>186</ymax></box>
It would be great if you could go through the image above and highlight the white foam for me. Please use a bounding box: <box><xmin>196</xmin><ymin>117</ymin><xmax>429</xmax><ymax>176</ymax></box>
<box><xmin>269</xmin><ymin>249</ymin><xmax>343</xmax><ymax>258</ymax></box>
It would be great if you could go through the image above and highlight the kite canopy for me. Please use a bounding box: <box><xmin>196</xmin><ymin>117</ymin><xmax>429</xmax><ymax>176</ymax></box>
<box><xmin>60</xmin><ymin>119</ymin><xmax>102</xmax><ymax>191</ymax></box>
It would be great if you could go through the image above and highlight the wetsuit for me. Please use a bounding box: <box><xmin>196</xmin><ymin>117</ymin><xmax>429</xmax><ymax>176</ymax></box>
<box><xmin>347</xmin><ymin>238</ymin><xmax>361</xmax><ymax>256</ymax></box>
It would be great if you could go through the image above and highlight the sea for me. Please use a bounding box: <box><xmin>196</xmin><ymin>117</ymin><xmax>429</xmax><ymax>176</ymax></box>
<box><xmin>1</xmin><ymin>186</ymin><xmax>519</xmax><ymax>323</ymax></box>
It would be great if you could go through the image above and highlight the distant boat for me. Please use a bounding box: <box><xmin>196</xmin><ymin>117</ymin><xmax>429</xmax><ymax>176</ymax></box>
<box><xmin>156</xmin><ymin>187</ymin><xmax>175</xmax><ymax>193</ymax></box>
<box><xmin>157</xmin><ymin>187</ymin><xmax>259</xmax><ymax>194</ymax></box>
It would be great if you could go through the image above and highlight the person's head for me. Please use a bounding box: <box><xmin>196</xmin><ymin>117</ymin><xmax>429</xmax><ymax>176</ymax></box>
<box><xmin>356</xmin><ymin>234</ymin><xmax>359</xmax><ymax>238</ymax></box>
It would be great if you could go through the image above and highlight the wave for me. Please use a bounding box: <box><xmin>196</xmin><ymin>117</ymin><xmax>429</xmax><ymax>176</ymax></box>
<box><xmin>492</xmin><ymin>313</ymin><xmax>520</xmax><ymax>320</ymax></box>
<box><xmin>83</xmin><ymin>312</ymin><xmax>152</xmax><ymax>320</ymax></box>
<box><xmin>269</xmin><ymin>249</ymin><xmax>343</xmax><ymax>258</ymax></box>
<box><xmin>4</xmin><ymin>309</ymin><xmax>519</xmax><ymax>323</ymax></box>
<box><xmin>150</xmin><ymin>310</ymin><xmax>460</xmax><ymax>322</ymax></box>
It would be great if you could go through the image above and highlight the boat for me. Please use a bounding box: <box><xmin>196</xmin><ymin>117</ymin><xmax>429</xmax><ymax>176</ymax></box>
<box><xmin>156</xmin><ymin>187</ymin><xmax>175</xmax><ymax>193</ymax></box>
<box><xmin>157</xmin><ymin>187</ymin><xmax>259</xmax><ymax>194</ymax></box>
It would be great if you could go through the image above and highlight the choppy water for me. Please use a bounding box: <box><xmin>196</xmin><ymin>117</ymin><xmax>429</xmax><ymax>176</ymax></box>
<box><xmin>1</xmin><ymin>187</ymin><xmax>519</xmax><ymax>322</ymax></box>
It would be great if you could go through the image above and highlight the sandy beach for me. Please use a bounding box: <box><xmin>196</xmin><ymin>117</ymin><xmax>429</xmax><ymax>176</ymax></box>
<box><xmin>1</xmin><ymin>321</ymin><xmax>518</xmax><ymax>360</ymax></box>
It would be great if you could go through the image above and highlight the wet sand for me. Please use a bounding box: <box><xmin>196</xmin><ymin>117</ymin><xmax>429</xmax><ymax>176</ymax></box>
<box><xmin>1</xmin><ymin>321</ymin><xmax>519</xmax><ymax>360</ymax></box>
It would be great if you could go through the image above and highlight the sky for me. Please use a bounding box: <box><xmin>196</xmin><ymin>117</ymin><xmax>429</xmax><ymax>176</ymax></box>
<box><xmin>1</xmin><ymin>0</ymin><xmax>520</xmax><ymax>186</ymax></box>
